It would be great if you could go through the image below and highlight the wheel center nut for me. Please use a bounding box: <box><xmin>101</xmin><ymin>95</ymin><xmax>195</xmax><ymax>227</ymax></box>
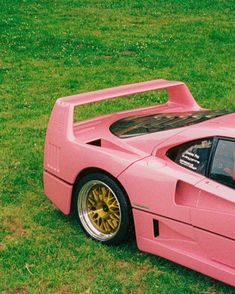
<box><xmin>103</xmin><ymin>204</ymin><xmax>109</xmax><ymax>212</ymax></box>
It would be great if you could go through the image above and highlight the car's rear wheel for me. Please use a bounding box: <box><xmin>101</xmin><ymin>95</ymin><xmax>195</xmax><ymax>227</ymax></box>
<box><xmin>73</xmin><ymin>172</ymin><xmax>133</xmax><ymax>245</ymax></box>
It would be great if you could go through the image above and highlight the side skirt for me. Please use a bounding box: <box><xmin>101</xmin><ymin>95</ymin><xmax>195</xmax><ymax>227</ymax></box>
<box><xmin>133</xmin><ymin>208</ymin><xmax>235</xmax><ymax>287</ymax></box>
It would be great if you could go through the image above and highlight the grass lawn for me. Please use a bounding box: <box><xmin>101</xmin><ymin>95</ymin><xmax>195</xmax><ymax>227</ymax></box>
<box><xmin>1</xmin><ymin>0</ymin><xmax>235</xmax><ymax>293</ymax></box>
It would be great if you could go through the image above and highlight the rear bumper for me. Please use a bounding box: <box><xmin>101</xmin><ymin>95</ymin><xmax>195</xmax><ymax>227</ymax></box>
<box><xmin>43</xmin><ymin>171</ymin><xmax>73</xmax><ymax>215</ymax></box>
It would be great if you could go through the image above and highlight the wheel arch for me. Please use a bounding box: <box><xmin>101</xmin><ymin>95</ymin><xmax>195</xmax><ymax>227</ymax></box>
<box><xmin>71</xmin><ymin>167</ymin><xmax>132</xmax><ymax>212</ymax></box>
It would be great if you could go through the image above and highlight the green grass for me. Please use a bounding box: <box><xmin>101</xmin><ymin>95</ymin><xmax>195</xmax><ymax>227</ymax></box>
<box><xmin>1</xmin><ymin>0</ymin><xmax>235</xmax><ymax>293</ymax></box>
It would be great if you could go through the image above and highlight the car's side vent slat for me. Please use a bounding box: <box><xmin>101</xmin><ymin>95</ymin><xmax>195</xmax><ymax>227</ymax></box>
<box><xmin>153</xmin><ymin>219</ymin><xmax>159</xmax><ymax>238</ymax></box>
<box><xmin>87</xmin><ymin>139</ymin><xmax>102</xmax><ymax>147</ymax></box>
<box><xmin>46</xmin><ymin>143</ymin><xmax>60</xmax><ymax>172</ymax></box>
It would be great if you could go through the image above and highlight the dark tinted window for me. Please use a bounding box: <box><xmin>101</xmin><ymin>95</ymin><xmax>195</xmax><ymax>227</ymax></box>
<box><xmin>167</xmin><ymin>138</ymin><xmax>213</xmax><ymax>175</ymax></box>
<box><xmin>210</xmin><ymin>139</ymin><xmax>235</xmax><ymax>189</ymax></box>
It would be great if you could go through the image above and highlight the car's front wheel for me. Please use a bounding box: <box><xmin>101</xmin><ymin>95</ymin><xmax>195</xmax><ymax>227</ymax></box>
<box><xmin>73</xmin><ymin>172</ymin><xmax>133</xmax><ymax>245</ymax></box>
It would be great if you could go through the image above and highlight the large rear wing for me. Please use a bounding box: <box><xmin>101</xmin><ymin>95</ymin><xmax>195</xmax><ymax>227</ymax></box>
<box><xmin>49</xmin><ymin>79</ymin><xmax>201</xmax><ymax>139</ymax></box>
<box><xmin>59</xmin><ymin>79</ymin><xmax>199</xmax><ymax>108</ymax></box>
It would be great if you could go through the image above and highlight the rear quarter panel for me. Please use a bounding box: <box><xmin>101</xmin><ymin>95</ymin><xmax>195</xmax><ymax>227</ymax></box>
<box><xmin>45</xmin><ymin>137</ymin><xmax>144</xmax><ymax>184</ymax></box>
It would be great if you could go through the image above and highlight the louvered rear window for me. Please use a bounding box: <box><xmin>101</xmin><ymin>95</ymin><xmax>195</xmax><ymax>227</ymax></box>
<box><xmin>110</xmin><ymin>110</ymin><xmax>233</xmax><ymax>138</ymax></box>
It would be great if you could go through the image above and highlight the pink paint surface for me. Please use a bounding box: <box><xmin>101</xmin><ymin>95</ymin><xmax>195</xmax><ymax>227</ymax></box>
<box><xmin>44</xmin><ymin>79</ymin><xmax>235</xmax><ymax>286</ymax></box>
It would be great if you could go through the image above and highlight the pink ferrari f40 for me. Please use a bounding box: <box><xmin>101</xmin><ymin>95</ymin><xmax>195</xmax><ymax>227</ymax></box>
<box><xmin>44</xmin><ymin>79</ymin><xmax>235</xmax><ymax>286</ymax></box>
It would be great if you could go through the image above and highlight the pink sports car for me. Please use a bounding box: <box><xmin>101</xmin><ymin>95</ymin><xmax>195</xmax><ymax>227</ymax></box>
<box><xmin>43</xmin><ymin>79</ymin><xmax>235</xmax><ymax>286</ymax></box>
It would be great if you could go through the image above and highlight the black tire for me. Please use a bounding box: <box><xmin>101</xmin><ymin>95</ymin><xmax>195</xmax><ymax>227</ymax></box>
<box><xmin>73</xmin><ymin>172</ymin><xmax>133</xmax><ymax>245</ymax></box>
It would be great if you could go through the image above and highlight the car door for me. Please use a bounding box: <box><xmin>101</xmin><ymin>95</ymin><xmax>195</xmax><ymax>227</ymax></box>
<box><xmin>191</xmin><ymin>138</ymin><xmax>235</xmax><ymax>268</ymax></box>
